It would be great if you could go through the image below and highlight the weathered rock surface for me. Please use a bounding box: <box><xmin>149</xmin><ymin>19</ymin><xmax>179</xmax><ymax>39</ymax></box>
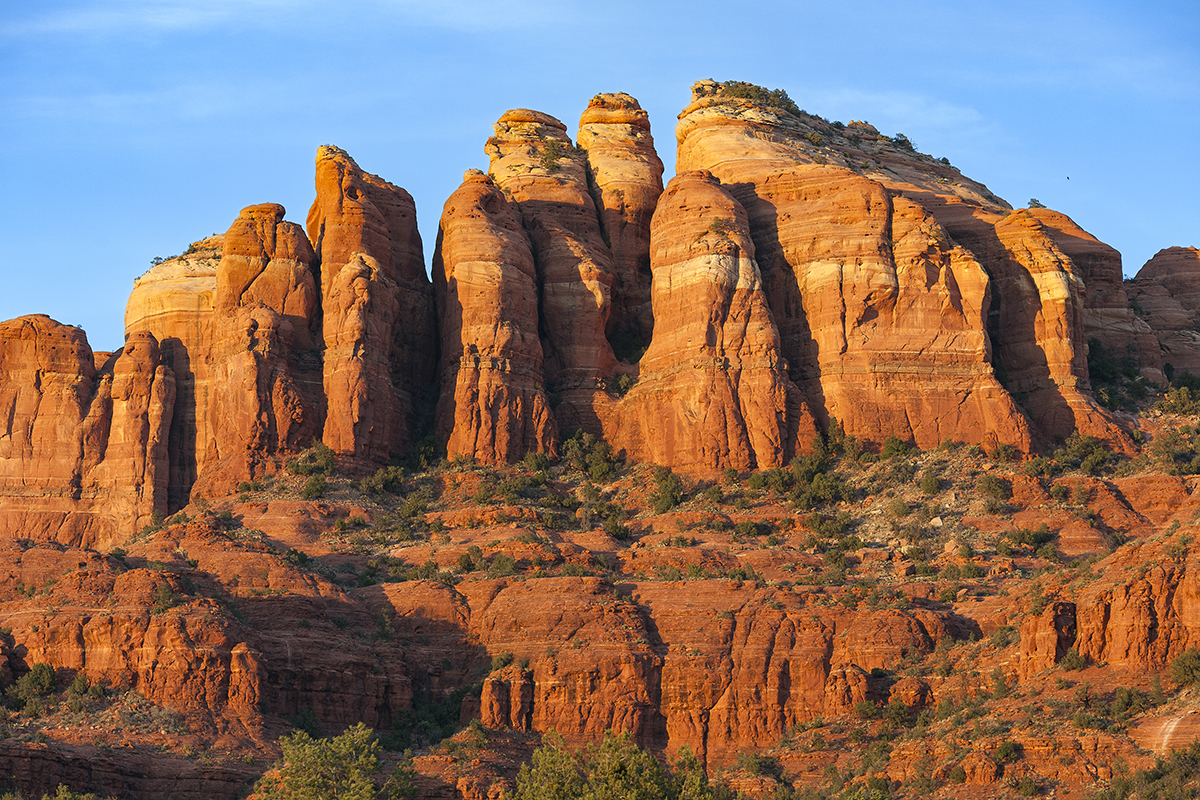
<box><xmin>215</xmin><ymin>203</ymin><xmax>318</xmax><ymax>351</ymax></box>
<box><xmin>610</xmin><ymin>169</ymin><xmax>816</xmax><ymax>471</ymax></box>
<box><xmin>433</xmin><ymin>170</ymin><xmax>556</xmax><ymax>464</ymax></box>
<box><xmin>0</xmin><ymin>738</ymin><xmax>254</xmax><ymax>800</ymax></box>
<box><xmin>1019</xmin><ymin>534</ymin><xmax>1200</xmax><ymax>678</ymax></box>
<box><xmin>487</xmin><ymin>110</ymin><xmax>618</xmax><ymax>432</ymax></box>
<box><xmin>1032</xmin><ymin>209</ymin><xmax>1163</xmax><ymax>383</ymax></box>
<box><xmin>308</xmin><ymin>145</ymin><xmax>436</xmax><ymax>464</ymax></box>
<box><xmin>125</xmin><ymin>236</ymin><xmax>221</xmax><ymax>508</ymax></box>
<box><xmin>377</xmin><ymin>575</ymin><xmax>966</xmax><ymax>767</ymax></box>
<box><xmin>0</xmin><ymin>518</ymin><xmax>414</xmax><ymax>742</ymax></box>
<box><xmin>577</xmin><ymin>93</ymin><xmax>664</xmax><ymax>353</ymax></box>
<box><xmin>1130</xmin><ymin>247</ymin><xmax>1200</xmax><ymax>380</ymax></box>
<box><xmin>0</xmin><ymin>316</ymin><xmax>173</xmax><ymax>548</ymax></box>
<box><xmin>191</xmin><ymin>205</ymin><xmax>320</xmax><ymax>497</ymax></box>
<box><xmin>939</xmin><ymin>205</ymin><xmax>1131</xmax><ymax>448</ymax></box>
<box><xmin>675</xmin><ymin>85</ymin><xmax>1032</xmax><ymax>450</ymax></box>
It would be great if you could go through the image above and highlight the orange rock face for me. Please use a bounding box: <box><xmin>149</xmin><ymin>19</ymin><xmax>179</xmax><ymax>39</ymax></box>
<box><xmin>125</xmin><ymin>236</ymin><xmax>221</xmax><ymax>509</ymax></box>
<box><xmin>675</xmin><ymin>85</ymin><xmax>1032</xmax><ymax>451</ymax></box>
<box><xmin>0</xmin><ymin>316</ymin><xmax>173</xmax><ymax>548</ymax></box>
<box><xmin>577</xmin><ymin>93</ymin><xmax>665</xmax><ymax>353</ymax></box>
<box><xmin>942</xmin><ymin>206</ymin><xmax>1131</xmax><ymax>448</ymax></box>
<box><xmin>375</xmin><ymin>575</ymin><xmax>963</xmax><ymax>768</ymax></box>
<box><xmin>487</xmin><ymin>110</ymin><xmax>618</xmax><ymax>432</ymax></box>
<box><xmin>308</xmin><ymin>145</ymin><xmax>436</xmax><ymax>464</ymax></box>
<box><xmin>610</xmin><ymin>169</ymin><xmax>816</xmax><ymax>471</ymax></box>
<box><xmin>1032</xmin><ymin>209</ymin><xmax>1163</xmax><ymax>383</ymax></box>
<box><xmin>189</xmin><ymin>204</ymin><xmax>320</xmax><ymax>498</ymax></box>
<box><xmin>1130</xmin><ymin>247</ymin><xmax>1200</xmax><ymax>380</ymax></box>
<box><xmin>215</xmin><ymin>203</ymin><xmax>318</xmax><ymax>351</ymax></box>
<box><xmin>433</xmin><ymin>170</ymin><xmax>557</xmax><ymax>464</ymax></box>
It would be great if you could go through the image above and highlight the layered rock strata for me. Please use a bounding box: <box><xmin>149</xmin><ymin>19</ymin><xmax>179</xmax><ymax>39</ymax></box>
<box><xmin>934</xmin><ymin>204</ymin><xmax>1131</xmax><ymax>448</ymax></box>
<box><xmin>577</xmin><ymin>93</ymin><xmax>665</xmax><ymax>353</ymax></box>
<box><xmin>0</xmin><ymin>316</ymin><xmax>173</xmax><ymax>548</ymax></box>
<box><xmin>308</xmin><ymin>145</ymin><xmax>436</xmax><ymax>464</ymax></box>
<box><xmin>384</xmin><ymin>576</ymin><xmax>971</xmax><ymax>767</ymax></box>
<box><xmin>1032</xmin><ymin>209</ymin><xmax>1163</xmax><ymax>383</ymax></box>
<box><xmin>124</xmin><ymin>236</ymin><xmax>221</xmax><ymax>508</ymax></box>
<box><xmin>486</xmin><ymin>110</ymin><xmax>619</xmax><ymax>432</ymax></box>
<box><xmin>675</xmin><ymin>84</ymin><xmax>1033</xmax><ymax>450</ymax></box>
<box><xmin>611</xmin><ymin>169</ymin><xmax>816</xmax><ymax>470</ymax></box>
<box><xmin>433</xmin><ymin>170</ymin><xmax>557</xmax><ymax>463</ymax></box>
<box><xmin>1130</xmin><ymin>247</ymin><xmax>1200</xmax><ymax>381</ymax></box>
<box><xmin>190</xmin><ymin>204</ymin><xmax>320</xmax><ymax>498</ymax></box>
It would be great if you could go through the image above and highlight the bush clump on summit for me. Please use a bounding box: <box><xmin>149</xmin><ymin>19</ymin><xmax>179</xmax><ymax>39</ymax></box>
<box><xmin>717</xmin><ymin>80</ymin><xmax>803</xmax><ymax>118</ymax></box>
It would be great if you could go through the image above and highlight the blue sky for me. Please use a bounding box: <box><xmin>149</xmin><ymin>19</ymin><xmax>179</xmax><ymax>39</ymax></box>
<box><xmin>2</xmin><ymin>0</ymin><xmax>1196</xmax><ymax>350</ymax></box>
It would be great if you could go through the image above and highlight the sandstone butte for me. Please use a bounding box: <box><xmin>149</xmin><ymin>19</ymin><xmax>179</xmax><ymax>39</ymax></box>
<box><xmin>2</xmin><ymin>81</ymin><xmax>1200</xmax><ymax>799</ymax></box>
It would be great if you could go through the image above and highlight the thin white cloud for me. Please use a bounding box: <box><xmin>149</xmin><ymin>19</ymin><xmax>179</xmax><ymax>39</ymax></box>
<box><xmin>2</xmin><ymin>0</ymin><xmax>577</xmax><ymax>38</ymax></box>
<box><xmin>1</xmin><ymin>0</ymin><xmax>305</xmax><ymax>37</ymax></box>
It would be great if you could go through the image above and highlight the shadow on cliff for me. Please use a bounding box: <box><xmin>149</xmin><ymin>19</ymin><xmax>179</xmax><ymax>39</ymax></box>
<box><xmin>901</xmin><ymin>189</ymin><xmax>1082</xmax><ymax>446</ymax></box>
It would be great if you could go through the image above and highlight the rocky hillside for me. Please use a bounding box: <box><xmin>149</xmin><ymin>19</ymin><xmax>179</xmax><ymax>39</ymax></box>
<box><xmin>2</xmin><ymin>81</ymin><xmax>1200</xmax><ymax>799</ymax></box>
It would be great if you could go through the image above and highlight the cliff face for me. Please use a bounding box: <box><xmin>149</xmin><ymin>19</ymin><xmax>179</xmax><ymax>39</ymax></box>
<box><xmin>125</xmin><ymin>236</ymin><xmax>221</xmax><ymax>509</ymax></box>
<box><xmin>1130</xmin><ymin>247</ymin><xmax>1200</xmax><ymax>381</ymax></box>
<box><xmin>190</xmin><ymin>204</ymin><xmax>321</xmax><ymax>498</ymax></box>
<box><xmin>611</xmin><ymin>169</ymin><xmax>817</xmax><ymax>471</ymax></box>
<box><xmin>1</xmin><ymin>82</ymin><xmax>1152</xmax><ymax>539</ymax></box>
<box><xmin>308</xmin><ymin>145</ymin><xmax>436</xmax><ymax>464</ymax></box>
<box><xmin>433</xmin><ymin>170</ymin><xmax>557</xmax><ymax>463</ymax></box>
<box><xmin>674</xmin><ymin>85</ymin><xmax>1035</xmax><ymax>451</ymax></box>
<box><xmin>0</xmin><ymin>316</ymin><xmax>173</xmax><ymax>549</ymax></box>
<box><xmin>486</xmin><ymin>109</ymin><xmax>619</xmax><ymax>433</ymax></box>
<box><xmin>577</xmin><ymin>93</ymin><xmax>665</xmax><ymax>352</ymax></box>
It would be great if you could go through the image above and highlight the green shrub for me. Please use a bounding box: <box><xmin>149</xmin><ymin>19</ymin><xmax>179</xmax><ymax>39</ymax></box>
<box><xmin>920</xmin><ymin>472</ymin><xmax>941</xmax><ymax>495</ymax></box>
<box><xmin>651</xmin><ymin>466</ymin><xmax>686</xmax><ymax>514</ymax></box>
<box><xmin>301</xmin><ymin>475</ymin><xmax>327</xmax><ymax>500</ymax></box>
<box><xmin>716</xmin><ymin>80</ymin><xmax>803</xmax><ymax>117</ymax></box>
<box><xmin>360</xmin><ymin>466</ymin><xmax>405</xmax><ymax>496</ymax></box>
<box><xmin>1172</xmin><ymin>648</ymin><xmax>1200</xmax><ymax>687</ymax></box>
<box><xmin>992</xmin><ymin>443</ymin><xmax>1019</xmax><ymax>462</ymax></box>
<box><xmin>6</xmin><ymin>663</ymin><xmax>57</xmax><ymax>710</ymax></box>
<box><xmin>881</xmin><ymin>436</ymin><xmax>911</xmax><ymax>459</ymax></box>
<box><xmin>994</xmin><ymin>740</ymin><xmax>1022</xmax><ymax>763</ymax></box>
<box><xmin>252</xmin><ymin>722</ymin><xmax>414</xmax><ymax>799</ymax></box>
<box><xmin>288</xmin><ymin>442</ymin><xmax>337</xmax><ymax>477</ymax></box>
<box><xmin>977</xmin><ymin>474</ymin><xmax>1010</xmax><ymax>500</ymax></box>
<box><xmin>523</xmin><ymin>451</ymin><xmax>550</xmax><ymax>472</ymax></box>
<box><xmin>1059</xmin><ymin>647</ymin><xmax>1088</xmax><ymax>670</ymax></box>
<box><xmin>1053</xmin><ymin>432</ymin><xmax>1117</xmax><ymax>475</ymax></box>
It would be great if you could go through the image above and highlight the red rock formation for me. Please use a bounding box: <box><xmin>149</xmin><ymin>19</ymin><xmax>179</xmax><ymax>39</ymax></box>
<box><xmin>308</xmin><ymin>145</ymin><xmax>436</xmax><ymax>463</ymax></box>
<box><xmin>190</xmin><ymin>205</ymin><xmax>320</xmax><ymax>497</ymax></box>
<box><xmin>1031</xmin><ymin>209</ymin><xmax>1163</xmax><ymax>383</ymax></box>
<box><xmin>674</xmin><ymin>85</ymin><xmax>1032</xmax><ymax>450</ymax></box>
<box><xmin>0</xmin><ymin>316</ymin><xmax>173</xmax><ymax>548</ymax></box>
<box><xmin>377</xmin><ymin>575</ymin><xmax>961</xmax><ymax>768</ymax></box>
<box><xmin>125</xmin><ymin>236</ymin><xmax>221</xmax><ymax>508</ymax></box>
<box><xmin>1017</xmin><ymin>534</ymin><xmax>1200</xmax><ymax>679</ymax></box>
<box><xmin>0</xmin><ymin>739</ymin><xmax>254</xmax><ymax>800</ymax></box>
<box><xmin>0</xmin><ymin>518</ymin><xmax>415</xmax><ymax>742</ymax></box>
<box><xmin>577</xmin><ymin>93</ymin><xmax>664</xmax><ymax>353</ymax></box>
<box><xmin>215</xmin><ymin>203</ymin><xmax>318</xmax><ymax>351</ymax></box>
<box><xmin>1018</xmin><ymin>601</ymin><xmax>1078</xmax><ymax>679</ymax></box>
<box><xmin>610</xmin><ymin>169</ymin><xmax>817</xmax><ymax>471</ymax></box>
<box><xmin>1130</xmin><ymin>247</ymin><xmax>1200</xmax><ymax>380</ymax></box>
<box><xmin>947</xmin><ymin>206</ymin><xmax>1132</xmax><ymax>448</ymax></box>
<box><xmin>487</xmin><ymin>110</ymin><xmax>618</xmax><ymax>432</ymax></box>
<box><xmin>433</xmin><ymin>170</ymin><xmax>556</xmax><ymax>464</ymax></box>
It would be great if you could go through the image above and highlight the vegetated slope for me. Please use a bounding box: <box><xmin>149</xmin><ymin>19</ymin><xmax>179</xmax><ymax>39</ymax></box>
<box><xmin>3</xmin><ymin>80</ymin><xmax>1200</xmax><ymax>800</ymax></box>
